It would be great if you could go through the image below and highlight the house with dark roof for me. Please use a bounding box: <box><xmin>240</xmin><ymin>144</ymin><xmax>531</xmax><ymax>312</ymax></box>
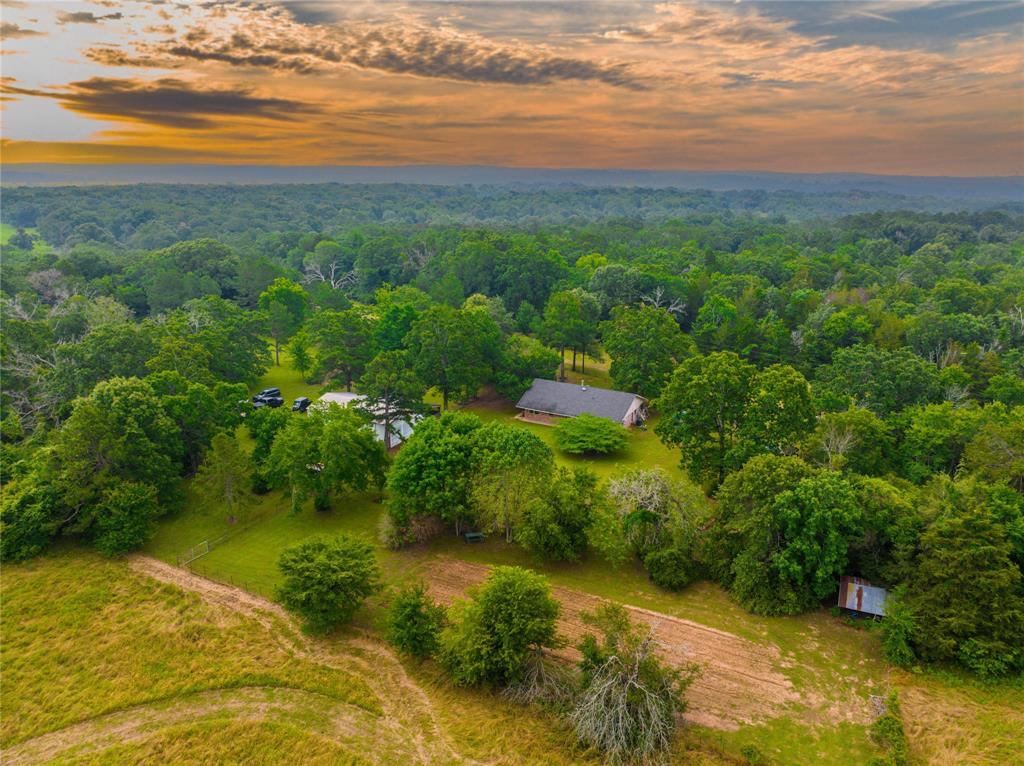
<box><xmin>514</xmin><ymin>379</ymin><xmax>647</xmax><ymax>427</ymax></box>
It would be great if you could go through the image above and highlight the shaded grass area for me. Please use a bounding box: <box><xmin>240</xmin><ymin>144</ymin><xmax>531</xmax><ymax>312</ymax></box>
<box><xmin>0</xmin><ymin>547</ymin><xmax>378</xmax><ymax>748</ymax></box>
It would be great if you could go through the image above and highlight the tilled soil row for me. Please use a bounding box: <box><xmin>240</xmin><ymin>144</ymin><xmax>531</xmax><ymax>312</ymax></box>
<box><xmin>424</xmin><ymin>558</ymin><xmax>800</xmax><ymax>730</ymax></box>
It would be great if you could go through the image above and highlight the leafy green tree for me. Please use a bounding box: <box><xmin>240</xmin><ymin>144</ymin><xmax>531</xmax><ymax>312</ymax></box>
<box><xmin>149</xmin><ymin>370</ymin><xmax>245</xmax><ymax>473</ymax></box>
<box><xmin>49</xmin><ymin>323</ymin><xmax>157</xmax><ymax>404</ymax></box>
<box><xmin>656</xmin><ymin>352</ymin><xmax>755</xmax><ymax>489</ymax></box>
<box><xmin>740</xmin><ymin>364</ymin><xmax>816</xmax><ymax>457</ymax></box>
<box><xmin>709</xmin><ymin>456</ymin><xmax>819</xmax><ymax>579</ymax></box>
<box><xmin>195</xmin><ymin>433</ymin><xmax>255</xmax><ymax>524</ymax></box>
<box><xmin>815</xmin><ymin>344</ymin><xmax>941</xmax><ymax>416</ymax></box>
<box><xmin>93</xmin><ymin>482</ymin><xmax>161</xmax><ymax>556</ymax></box>
<box><xmin>572</xmin><ymin>604</ymin><xmax>697</xmax><ymax>766</ymax></box>
<box><xmin>267</xmin><ymin>405</ymin><xmax>388</xmax><ymax>513</ymax></box>
<box><xmin>276</xmin><ymin>534</ymin><xmax>382</xmax><ymax>633</ymax></box>
<box><xmin>900</xmin><ymin>402</ymin><xmax>984</xmax><ymax>482</ymax></box>
<box><xmin>963</xmin><ymin>412</ymin><xmax>1024</xmax><ymax>492</ymax></box>
<box><xmin>984</xmin><ymin>373</ymin><xmax>1024</xmax><ymax>406</ymax></box>
<box><xmin>407</xmin><ymin>305</ymin><xmax>488</xmax><ymax>409</ymax></box>
<box><xmin>145</xmin><ymin>335</ymin><xmax>214</xmax><ymax>385</ymax></box>
<box><xmin>880</xmin><ymin>587</ymin><xmax>917</xmax><ymax>668</ymax></box>
<box><xmin>493</xmin><ymin>334</ymin><xmax>560</xmax><ymax>402</ymax></box>
<box><xmin>386</xmin><ymin>412</ymin><xmax>482</xmax><ymax>536</ymax></box>
<box><xmin>601</xmin><ymin>305</ymin><xmax>692</xmax><ymax>399</ymax></box>
<box><xmin>177</xmin><ymin>296</ymin><xmax>271</xmax><ymax>385</ymax></box>
<box><xmin>553</xmin><ymin>413</ymin><xmax>629</xmax><ymax>455</ymax></box>
<box><xmin>386</xmin><ymin>583</ymin><xmax>445</xmax><ymax>659</ymax></box>
<box><xmin>0</xmin><ymin>470</ymin><xmax>59</xmax><ymax>562</ymax></box>
<box><xmin>643</xmin><ymin>545</ymin><xmax>699</xmax><ymax>592</ymax></box>
<box><xmin>49</xmin><ymin>377</ymin><xmax>182</xmax><ymax>547</ymax></box>
<box><xmin>542</xmin><ymin>290</ymin><xmax>581</xmax><ymax>381</ymax></box>
<box><xmin>246</xmin><ymin>405</ymin><xmax>292</xmax><ymax>467</ymax></box>
<box><xmin>310</xmin><ymin>308</ymin><xmax>377</xmax><ymax>391</ymax></box>
<box><xmin>287</xmin><ymin>328</ymin><xmax>313</xmax><ymax>381</ymax></box>
<box><xmin>906</xmin><ymin>506</ymin><xmax>1024</xmax><ymax>677</ymax></box>
<box><xmin>438</xmin><ymin>566</ymin><xmax>561</xmax><ymax>686</ymax></box>
<box><xmin>729</xmin><ymin>470</ymin><xmax>863</xmax><ymax>615</ymax></box>
<box><xmin>357</xmin><ymin>350</ymin><xmax>427</xmax><ymax>450</ymax></box>
<box><xmin>258</xmin><ymin>278</ymin><xmax>308</xmax><ymax>366</ymax></box>
<box><xmin>846</xmin><ymin>475</ymin><xmax>920</xmax><ymax>585</ymax></box>
<box><xmin>472</xmin><ymin>422</ymin><xmax>554</xmax><ymax>542</ymax></box>
<box><xmin>803</xmin><ymin>407</ymin><xmax>893</xmax><ymax>474</ymax></box>
<box><xmin>518</xmin><ymin>467</ymin><xmax>603</xmax><ymax>563</ymax></box>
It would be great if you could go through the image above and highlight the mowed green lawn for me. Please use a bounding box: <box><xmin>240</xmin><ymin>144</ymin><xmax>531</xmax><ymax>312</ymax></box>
<box><xmin>145</xmin><ymin>351</ymin><xmax>1024</xmax><ymax>766</ymax></box>
<box><xmin>0</xmin><ymin>223</ymin><xmax>50</xmax><ymax>254</ymax></box>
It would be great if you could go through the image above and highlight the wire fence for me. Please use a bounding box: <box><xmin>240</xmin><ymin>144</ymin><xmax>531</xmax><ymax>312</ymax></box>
<box><xmin>173</xmin><ymin>518</ymin><xmax>274</xmax><ymax>600</ymax></box>
<box><xmin>185</xmin><ymin>559</ymin><xmax>275</xmax><ymax>600</ymax></box>
<box><xmin>174</xmin><ymin>517</ymin><xmax>260</xmax><ymax>566</ymax></box>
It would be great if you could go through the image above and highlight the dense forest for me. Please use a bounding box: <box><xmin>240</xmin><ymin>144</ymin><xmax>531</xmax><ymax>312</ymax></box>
<box><xmin>4</xmin><ymin>183</ymin><xmax>1023</xmax><ymax>251</ymax></box>
<box><xmin>2</xmin><ymin>184</ymin><xmax>1023</xmax><ymax>688</ymax></box>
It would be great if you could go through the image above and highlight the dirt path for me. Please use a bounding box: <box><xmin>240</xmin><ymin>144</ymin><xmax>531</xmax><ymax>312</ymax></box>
<box><xmin>424</xmin><ymin>558</ymin><xmax>803</xmax><ymax>731</ymax></box>
<box><xmin>127</xmin><ymin>555</ymin><xmax>474</xmax><ymax>766</ymax></box>
<box><xmin>3</xmin><ymin>556</ymin><xmax>478</xmax><ymax>766</ymax></box>
<box><xmin>1</xmin><ymin>686</ymin><xmax>383</xmax><ymax>766</ymax></box>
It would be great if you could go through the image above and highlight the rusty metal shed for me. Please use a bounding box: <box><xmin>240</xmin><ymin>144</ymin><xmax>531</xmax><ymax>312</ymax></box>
<box><xmin>838</xmin><ymin>576</ymin><xmax>888</xmax><ymax>617</ymax></box>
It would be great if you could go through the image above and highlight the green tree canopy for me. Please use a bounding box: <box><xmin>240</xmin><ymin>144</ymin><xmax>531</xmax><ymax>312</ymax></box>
<box><xmin>276</xmin><ymin>534</ymin><xmax>382</xmax><ymax>633</ymax></box>
<box><xmin>438</xmin><ymin>566</ymin><xmax>561</xmax><ymax>686</ymax></box>
<box><xmin>601</xmin><ymin>305</ymin><xmax>692</xmax><ymax>399</ymax></box>
<box><xmin>267</xmin><ymin>404</ymin><xmax>388</xmax><ymax>513</ymax></box>
<box><xmin>553</xmin><ymin>413</ymin><xmax>629</xmax><ymax>455</ymax></box>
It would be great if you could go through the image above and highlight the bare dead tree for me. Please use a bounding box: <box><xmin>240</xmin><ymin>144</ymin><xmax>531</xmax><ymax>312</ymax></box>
<box><xmin>406</xmin><ymin>243</ymin><xmax>436</xmax><ymax>270</ymax></box>
<box><xmin>640</xmin><ymin>287</ymin><xmax>685</xmax><ymax>316</ymax></box>
<box><xmin>1006</xmin><ymin>305</ymin><xmax>1024</xmax><ymax>338</ymax></box>
<box><xmin>569</xmin><ymin>622</ymin><xmax>698</xmax><ymax>766</ymax></box>
<box><xmin>815</xmin><ymin>418</ymin><xmax>857</xmax><ymax>471</ymax></box>
<box><xmin>501</xmin><ymin>650</ymin><xmax>574</xmax><ymax>707</ymax></box>
<box><xmin>303</xmin><ymin>261</ymin><xmax>357</xmax><ymax>292</ymax></box>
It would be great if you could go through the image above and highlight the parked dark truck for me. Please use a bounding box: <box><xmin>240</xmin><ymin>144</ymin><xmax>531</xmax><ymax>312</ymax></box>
<box><xmin>252</xmin><ymin>388</ymin><xmax>284</xmax><ymax>408</ymax></box>
<box><xmin>292</xmin><ymin>396</ymin><xmax>311</xmax><ymax>413</ymax></box>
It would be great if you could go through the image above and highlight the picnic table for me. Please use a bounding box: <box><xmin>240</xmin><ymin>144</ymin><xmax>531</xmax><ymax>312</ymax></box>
<box><xmin>463</xmin><ymin>531</ymin><xmax>486</xmax><ymax>543</ymax></box>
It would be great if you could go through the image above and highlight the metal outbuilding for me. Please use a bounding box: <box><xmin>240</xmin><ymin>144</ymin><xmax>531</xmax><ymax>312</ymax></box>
<box><xmin>837</xmin><ymin>576</ymin><xmax>888</xmax><ymax>617</ymax></box>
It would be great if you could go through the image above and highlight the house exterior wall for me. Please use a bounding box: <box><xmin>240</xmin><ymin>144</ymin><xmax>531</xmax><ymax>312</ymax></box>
<box><xmin>621</xmin><ymin>397</ymin><xmax>645</xmax><ymax>426</ymax></box>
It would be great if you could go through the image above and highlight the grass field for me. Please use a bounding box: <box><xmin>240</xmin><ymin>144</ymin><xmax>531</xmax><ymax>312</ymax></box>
<box><xmin>0</xmin><ymin>223</ymin><xmax>50</xmax><ymax>254</ymax></box>
<box><xmin>1</xmin><ymin>548</ymin><xmax>737</xmax><ymax>766</ymax></box>
<box><xmin>135</xmin><ymin>354</ymin><xmax>1024</xmax><ymax>765</ymax></box>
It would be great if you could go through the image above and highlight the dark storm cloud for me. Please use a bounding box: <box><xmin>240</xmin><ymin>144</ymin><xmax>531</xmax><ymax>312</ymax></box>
<box><xmin>2</xmin><ymin>77</ymin><xmax>319</xmax><ymax>129</ymax></box>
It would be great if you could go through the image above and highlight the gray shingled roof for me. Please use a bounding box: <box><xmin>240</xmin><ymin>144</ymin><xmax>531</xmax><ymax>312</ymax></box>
<box><xmin>515</xmin><ymin>379</ymin><xmax>643</xmax><ymax>422</ymax></box>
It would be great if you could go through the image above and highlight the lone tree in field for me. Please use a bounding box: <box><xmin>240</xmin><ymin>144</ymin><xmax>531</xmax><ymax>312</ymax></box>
<box><xmin>276</xmin><ymin>533</ymin><xmax>381</xmax><ymax>633</ymax></box>
<box><xmin>554</xmin><ymin>413</ymin><xmax>629</xmax><ymax>455</ymax></box>
<box><xmin>385</xmin><ymin>582</ymin><xmax>445</xmax><ymax>659</ymax></box>
<box><xmin>571</xmin><ymin>604</ymin><xmax>698</xmax><ymax>766</ymax></box>
<box><xmin>438</xmin><ymin>566</ymin><xmax>561</xmax><ymax>686</ymax></box>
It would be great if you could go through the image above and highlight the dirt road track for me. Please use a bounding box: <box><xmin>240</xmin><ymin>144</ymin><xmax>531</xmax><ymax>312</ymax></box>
<box><xmin>3</xmin><ymin>556</ymin><xmax>478</xmax><ymax>766</ymax></box>
<box><xmin>424</xmin><ymin>558</ymin><xmax>802</xmax><ymax>730</ymax></box>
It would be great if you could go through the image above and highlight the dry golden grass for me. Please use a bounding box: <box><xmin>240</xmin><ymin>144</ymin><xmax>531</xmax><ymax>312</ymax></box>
<box><xmin>898</xmin><ymin>671</ymin><xmax>1024</xmax><ymax>766</ymax></box>
<box><xmin>0</xmin><ymin>547</ymin><xmax>738</xmax><ymax>766</ymax></box>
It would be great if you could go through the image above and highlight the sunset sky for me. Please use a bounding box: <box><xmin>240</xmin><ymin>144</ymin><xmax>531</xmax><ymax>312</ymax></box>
<box><xmin>1</xmin><ymin>1</ymin><xmax>1022</xmax><ymax>174</ymax></box>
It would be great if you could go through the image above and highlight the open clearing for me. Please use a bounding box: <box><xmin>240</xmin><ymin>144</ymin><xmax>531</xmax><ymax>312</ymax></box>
<box><xmin>1</xmin><ymin>549</ymin><xmax>735</xmax><ymax>766</ymax></box>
